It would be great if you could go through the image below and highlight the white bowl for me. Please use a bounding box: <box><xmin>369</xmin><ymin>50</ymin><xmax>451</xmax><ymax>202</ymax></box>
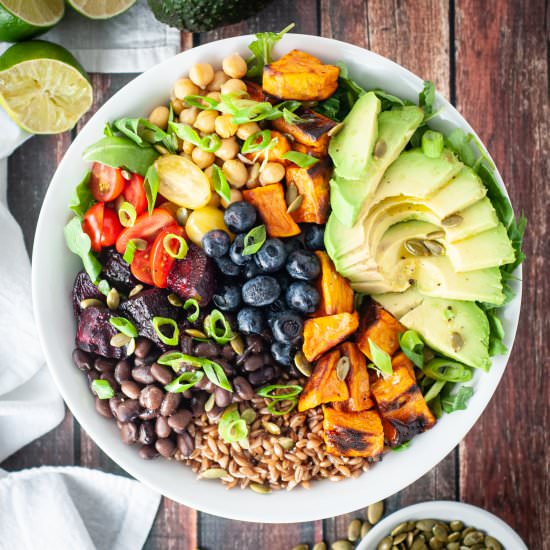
<box><xmin>32</xmin><ymin>33</ymin><xmax>522</xmax><ymax>523</ymax></box>
<box><xmin>357</xmin><ymin>501</ymin><xmax>527</xmax><ymax>549</ymax></box>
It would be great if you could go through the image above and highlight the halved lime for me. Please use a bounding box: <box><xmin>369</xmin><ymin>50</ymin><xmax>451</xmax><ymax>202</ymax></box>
<box><xmin>0</xmin><ymin>41</ymin><xmax>93</xmax><ymax>134</ymax></box>
<box><xmin>67</xmin><ymin>0</ymin><xmax>136</xmax><ymax>19</ymax></box>
<box><xmin>0</xmin><ymin>0</ymin><xmax>65</xmax><ymax>41</ymax></box>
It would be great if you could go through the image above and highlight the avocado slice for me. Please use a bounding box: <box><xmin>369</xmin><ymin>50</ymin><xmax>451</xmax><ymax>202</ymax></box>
<box><xmin>443</xmin><ymin>197</ymin><xmax>498</xmax><ymax>243</ymax></box>
<box><xmin>372</xmin><ymin>287</ymin><xmax>424</xmax><ymax>318</ymax></box>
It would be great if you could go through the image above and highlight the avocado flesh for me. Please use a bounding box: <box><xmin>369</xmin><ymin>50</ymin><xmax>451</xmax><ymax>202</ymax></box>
<box><xmin>372</xmin><ymin>287</ymin><xmax>424</xmax><ymax>318</ymax></box>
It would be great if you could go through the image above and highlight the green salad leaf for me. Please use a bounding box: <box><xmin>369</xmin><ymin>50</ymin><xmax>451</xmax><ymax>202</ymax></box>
<box><xmin>113</xmin><ymin>117</ymin><xmax>177</xmax><ymax>152</ymax></box>
<box><xmin>211</xmin><ymin>165</ymin><xmax>231</xmax><ymax>203</ymax></box>
<box><xmin>64</xmin><ymin>217</ymin><xmax>102</xmax><ymax>283</ymax></box>
<box><xmin>418</xmin><ymin>80</ymin><xmax>436</xmax><ymax>117</ymax></box>
<box><xmin>441</xmin><ymin>385</ymin><xmax>474</xmax><ymax>413</ymax></box>
<box><xmin>69</xmin><ymin>171</ymin><xmax>94</xmax><ymax>218</ymax></box>
<box><xmin>143</xmin><ymin>164</ymin><xmax>159</xmax><ymax>215</ymax></box>
<box><xmin>368</xmin><ymin>338</ymin><xmax>393</xmax><ymax>377</ymax></box>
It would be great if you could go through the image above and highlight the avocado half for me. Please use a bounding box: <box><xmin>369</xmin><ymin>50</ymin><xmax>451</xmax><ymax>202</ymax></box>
<box><xmin>147</xmin><ymin>0</ymin><xmax>274</xmax><ymax>32</ymax></box>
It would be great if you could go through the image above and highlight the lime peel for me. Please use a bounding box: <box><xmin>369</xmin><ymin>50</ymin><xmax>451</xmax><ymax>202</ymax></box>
<box><xmin>66</xmin><ymin>0</ymin><xmax>137</xmax><ymax>19</ymax></box>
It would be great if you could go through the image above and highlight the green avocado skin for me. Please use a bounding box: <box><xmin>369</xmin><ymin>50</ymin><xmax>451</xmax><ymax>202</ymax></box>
<box><xmin>147</xmin><ymin>0</ymin><xmax>274</xmax><ymax>32</ymax></box>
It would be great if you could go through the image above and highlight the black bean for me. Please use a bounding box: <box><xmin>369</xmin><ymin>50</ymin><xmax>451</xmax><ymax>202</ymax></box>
<box><xmin>155</xmin><ymin>438</ymin><xmax>176</xmax><ymax>458</ymax></box>
<box><xmin>195</xmin><ymin>376</ymin><xmax>214</xmax><ymax>392</ymax></box>
<box><xmin>121</xmin><ymin>380</ymin><xmax>141</xmax><ymax>400</ymax></box>
<box><xmin>245</xmin><ymin>334</ymin><xmax>264</xmax><ymax>353</ymax></box>
<box><xmin>139</xmin><ymin>385</ymin><xmax>164</xmax><ymax>410</ymax></box>
<box><xmin>214</xmin><ymin>386</ymin><xmax>232</xmax><ymax>408</ymax></box>
<box><xmin>180</xmin><ymin>335</ymin><xmax>194</xmax><ymax>355</ymax></box>
<box><xmin>116</xmin><ymin>399</ymin><xmax>141</xmax><ymax>422</ymax></box>
<box><xmin>177</xmin><ymin>432</ymin><xmax>194</xmax><ymax>457</ymax></box>
<box><xmin>233</xmin><ymin>376</ymin><xmax>254</xmax><ymax>400</ymax></box>
<box><xmin>262</xmin><ymin>352</ymin><xmax>275</xmax><ymax>366</ymax></box>
<box><xmin>216</xmin><ymin>359</ymin><xmax>234</xmax><ymax>376</ymax></box>
<box><xmin>206</xmin><ymin>405</ymin><xmax>223</xmax><ymax>422</ymax></box>
<box><xmin>95</xmin><ymin>397</ymin><xmax>112</xmax><ymax>418</ymax></box>
<box><xmin>155</xmin><ymin>416</ymin><xmax>172</xmax><ymax>438</ymax></box>
<box><xmin>87</xmin><ymin>370</ymin><xmax>99</xmax><ymax>385</ymax></box>
<box><xmin>114</xmin><ymin>360</ymin><xmax>131</xmax><ymax>383</ymax></box>
<box><xmin>94</xmin><ymin>357</ymin><xmax>115</xmax><ymax>373</ymax></box>
<box><xmin>190</xmin><ymin>392</ymin><xmax>208</xmax><ymax>417</ymax></box>
<box><xmin>100</xmin><ymin>372</ymin><xmax>117</xmax><ymax>390</ymax></box>
<box><xmin>167</xmin><ymin>409</ymin><xmax>192</xmax><ymax>433</ymax></box>
<box><xmin>248</xmin><ymin>366</ymin><xmax>276</xmax><ymax>386</ymax></box>
<box><xmin>120</xmin><ymin>421</ymin><xmax>138</xmax><ymax>445</ymax></box>
<box><xmin>160</xmin><ymin>392</ymin><xmax>181</xmax><ymax>417</ymax></box>
<box><xmin>194</xmin><ymin>341</ymin><xmax>221</xmax><ymax>358</ymax></box>
<box><xmin>138</xmin><ymin>444</ymin><xmax>158</xmax><ymax>460</ymax></box>
<box><xmin>134</xmin><ymin>337</ymin><xmax>152</xmax><ymax>359</ymax></box>
<box><xmin>139</xmin><ymin>421</ymin><xmax>156</xmax><ymax>445</ymax></box>
<box><xmin>243</xmin><ymin>353</ymin><xmax>265</xmax><ymax>372</ymax></box>
<box><xmin>132</xmin><ymin>364</ymin><xmax>155</xmax><ymax>385</ymax></box>
<box><xmin>221</xmin><ymin>344</ymin><xmax>236</xmax><ymax>360</ymax></box>
<box><xmin>182</xmin><ymin>390</ymin><xmax>192</xmax><ymax>399</ymax></box>
<box><xmin>72</xmin><ymin>349</ymin><xmax>93</xmax><ymax>372</ymax></box>
<box><xmin>139</xmin><ymin>409</ymin><xmax>159</xmax><ymax>421</ymax></box>
<box><xmin>109</xmin><ymin>396</ymin><xmax>123</xmax><ymax>419</ymax></box>
<box><xmin>151</xmin><ymin>363</ymin><xmax>173</xmax><ymax>385</ymax></box>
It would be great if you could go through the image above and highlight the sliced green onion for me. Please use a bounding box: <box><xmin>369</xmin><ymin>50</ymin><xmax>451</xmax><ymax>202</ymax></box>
<box><xmin>392</xmin><ymin>441</ymin><xmax>411</xmax><ymax>452</ymax></box>
<box><xmin>241</xmin><ymin>129</ymin><xmax>273</xmax><ymax>154</ymax></box>
<box><xmin>109</xmin><ymin>317</ymin><xmax>138</xmax><ymax>338</ymax></box>
<box><xmin>201</xmin><ymin>360</ymin><xmax>233</xmax><ymax>392</ymax></box>
<box><xmin>204</xmin><ymin>309</ymin><xmax>234</xmax><ymax>344</ymax></box>
<box><xmin>92</xmin><ymin>379</ymin><xmax>114</xmax><ymax>400</ymax></box>
<box><xmin>144</xmin><ymin>164</ymin><xmax>159</xmax><ymax>216</ymax></box>
<box><xmin>183</xmin><ymin>298</ymin><xmax>200</xmax><ymax>322</ymax></box>
<box><xmin>422</xmin><ymin>358</ymin><xmax>473</xmax><ymax>383</ymax></box>
<box><xmin>398</xmin><ymin>329</ymin><xmax>424</xmax><ymax>367</ymax></box>
<box><xmin>200</xmin><ymin>134</ymin><xmax>222</xmax><ymax>153</ymax></box>
<box><xmin>157</xmin><ymin>351</ymin><xmax>186</xmax><ymax>371</ymax></box>
<box><xmin>184</xmin><ymin>95</ymin><xmax>219</xmax><ymax>110</ymax></box>
<box><xmin>422</xmin><ymin>130</ymin><xmax>444</xmax><ymax>158</ymax></box>
<box><xmin>282</xmin><ymin>150</ymin><xmax>319</xmax><ymax>168</ymax></box>
<box><xmin>368</xmin><ymin>338</ymin><xmax>393</xmax><ymax>377</ymax></box>
<box><xmin>256</xmin><ymin>384</ymin><xmax>303</xmax><ymax>400</ymax></box>
<box><xmin>423</xmin><ymin>379</ymin><xmax>447</xmax><ymax>403</ymax></box>
<box><xmin>219</xmin><ymin>405</ymin><xmax>248</xmax><ymax>443</ymax></box>
<box><xmin>161</xmin><ymin>353</ymin><xmax>233</xmax><ymax>391</ymax></box>
<box><xmin>168</xmin><ymin>122</ymin><xmax>221</xmax><ymax>152</ymax></box>
<box><xmin>163</xmin><ymin>233</ymin><xmax>188</xmax><ymax>259</ymax></box>
<box><xmin>97</xmin><ymin>279</ymin><xmax>111</xmax><ymax>296</ymax></box>
<box><xmin>267</xmin><ymin>399</ymin><xmax>297</xmax><ymax>416</ymax></box>
<box><xmin>242</xmin><ymin>224</ymin><xmax>266</xmax><ymax>256</ymax></box>
<box><xmin>151</xmin><ymin>317</ymin><xmax>179</xmax><ymax>346</ymax></box>
<box><xmin>118</xmin><ymin>201</ymin><xmax>137</xmax><ymax>227</ymax></box>
<box><xmin>165</xmin><ymin>370</ymin><xmax>204</xmax><ymax>393</ymax></box>
<box><xmin>211</xmin><ymin>165</ymin><xmax>231</xmax><ymax>203</ymax></box>
<box><xmin>123</xmin><ymin>240</ymin><xmax>137</xmax><ymax>264</ymax></box>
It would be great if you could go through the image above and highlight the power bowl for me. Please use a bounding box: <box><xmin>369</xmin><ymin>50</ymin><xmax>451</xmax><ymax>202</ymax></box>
<box><xmin>32</xmin><ymin>33</ymin><xmax>522</xmax><ymax>523</ymax></box>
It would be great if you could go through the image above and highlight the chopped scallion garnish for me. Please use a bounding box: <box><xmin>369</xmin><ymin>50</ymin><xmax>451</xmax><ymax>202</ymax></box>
<box><xmin>164</xmin><ymin>370</ymin><xmax>204</xmax><ymax>393</ymax></box>
<box><xmin>282</xmin><ymin>150</ymin><xmax>319</xmax><ymax>168</ymax></box>
<box><xmin>242</xmin><ymin>224</ymin><xmax>266</xmax><ymax>256</ymax></box>
<box><xmin>151</xmin><ymin>316</ymin><xmax>179</xmax><ymax>346</ymax></box>
<box><xmin>109</xmin><ymin>317</ymin><xmax>138</xmax><ymax>338</ymax></box>
<box><xmin>204</xmin><ymin>309</ymin><xmax>234</xmax><ymax>344</ymax></box>
<box><xmin>183</xmin><ymin>298</ymin><xmax>200</xmax><ymax>322</ymax></box>
<box><xmin>163</xmin><ymin>233</ymin><xmax>188</xmax><ymax>259</ymax></box>
<box><xmin>118</xmin><ymin>201</ymin><xmax>137</xmax><ymax>227</ymax></box>
<box><xmin>211</xmin><ymin>165</ymin><xmax>231</xmax><ymax>203</ymax></box>
<box><xmin>422</xmin><ymin>130</ymin><xmax>444</xmax><ymax>158</ymax></box>
<box><xmin>92</xmin><ymin>379</ymin><xmax>114</xmax><ymax>400</ymax></box>
<box><xmin>367</xmin><ymin>338</ymin><xmax>393</xmax><ymax>377</ymax></box>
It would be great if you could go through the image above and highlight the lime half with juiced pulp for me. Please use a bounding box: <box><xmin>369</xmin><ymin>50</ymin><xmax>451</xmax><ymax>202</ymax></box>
<box><xmin>0</xmin><ymin>40</ymin><xmax>93</xmax><ymax>134</ymax></box>
<box><xmin>67</xmin><ymin>0</ymin><xmax>137</xmax><ymax>19</ymax></box>
<box><xmin>0</xmin><ymin>0</ymin><xmax>65</xmax><ymax>41</ymax></box>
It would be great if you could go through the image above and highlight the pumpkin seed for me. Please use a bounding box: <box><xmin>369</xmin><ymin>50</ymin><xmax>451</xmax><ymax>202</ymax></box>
<box><xmin>126</xmin><ymin>337</ymin><xmax>136</xmax><ymax>356</ymax></box>
<box><xmin>442</xmin><ymin>214</ymin><xmax>463</xmax><ymax>227</ymax></box>
<box><xmin>110</xmin><ymin>332</ymin><xmax>131</xmax><ymax>347</ymax></box>
<box><xmin>331</xmin><ymin>541</ymin><xmax>352</xmax><ymax>550</ymax></box>
<box><xmin>106</xmin><ymin>288</ymin><xmax>120</xmax><ymax>310</ymax></box>
<box><xmin>294</xmin><ymin>351</ymin><xmax>312</xmax><ymax>377</ymax></box>
<box><xmin>200</xmin><ymin>468</ymin><xmax>227</xmax><ymax>479</ymax></box>
<box><xmin>445</xmin><ymin>543</ymin><xmax>460</xmax><ymax>550</ymax></box>
<box><xmin>154</xmin><ymin>144</ymin><xmax>170</xmax><ymax>155</ymax></box>
<box><xmin>404</xmin><ymin>239</ymin><xmax>429</xmax><ymax>256</ymax></box>
<box><xmin>168</xmin><ymin>293</ymin><xmax>183</xmax><ymax>307</ymax></box>
<box><xmin>428</xmin><ymin>536</ymin><xmax>443</xmax><ymax>549</ymax></box>
<box><xmin>463</xmin><ymin>532</ymin><xmax>484</xmax><ymax>546</ymax></box>
<box><xmin>367</xmin><ymin>501</ymin><xmax>384</xmax><ymax>525</ymax></box>
<box><xmin>376</xmin><ymin>536</ymin><xmax>393</xmax><ymax>550</ymax></box>
<box><xmin>423</xmin><ymin>239</ymin><xmax>445</xmax><ymax>256</ymax></box>
<box><xmin>451</xmin><ymin>332</ymin><xmax>464</xmax><ymax>351</ymax></box>
<box><xmin>393</xmin><ymin>533</ymin><xmax>407</xmax><ymax>545</ymax></box>
<box><xmin>286</xmin><ymin>182</ymin><xmax>298</xmax><ymax>205</ymax></box>
<box><xmin>427</xmin><ymin>230</ymin><xmax>445</xmax><ymax>239</ymax></box>
<box><xmin>448</xmin><ymin>532</ymin><xmax>461</xmax><ymax>542</ymax></box>
<box><xmin>373</xmin><ymin>138</ymin><xmax>387</xmax><ymax>158</ymax></box>
<box><xmin>391</xmin><ymin>522</ymin><xmax>411</xmax><ymax>536</ymax></box>
<box><xmin>132</xmin><ymin>238</ymin><xmax>148</xmax><ymax>250</ymax></box>
<box><xmin>129</xmin><ymin>284</ymin><xmax>144</xmax><ymax>298</ymax></box>
<box><xmin>230</xmin><ymin>334</ymin><xmax>245</xmax><ymax>355</ymax></box>
<box><xmin>250</xmin><ymin>483</ymin><xmax>271</xmax><ymax>494</ymax></box>
<box><xmin>278</xmin><ymin>437</ymin><xmax>295</xmax><ymax>450</ymax></box>
<box><xmin>469</xmin><ymin>544</ymin><xmax>485</xmax><ymax>550</ymax></box>
<box><xmin>406</xmin><ymin>531</ymin><xmax>415</xmax><ymax>547</ymax></box>
<box><xmin>347</xmin><ymin>518</ymin><xmax>361</xmax><ymax>542</ymax></box>
<box><xmin>204</xmin><ymin>393</ymin><xmax>215</xmax><ymax>412</ymax></box>
<box><xmin>176</xmin><ymin>207</ymin><xmax>189</xmax><ymax>226</ymax></box>
<box><xmin>312</xmin><ymin>543</ymin><xmax>327</xmax><ymax>550</ymax></box>
<box><xmin>449</xmin><ymin>521</ymin><xmax>464</xmax><ymax>532</ymax></box>
<box><xmin>360</xmin><ymin>521</ymin><xmax>371</xmax><ymax>538</ymax></box>
<box><xmin>432</xmin><ymin>524</ymin><xmax>448</xmax><ymax>542</ymax></box>
<box><xmin>410</xmin><ymin>539</ymin><xmax>428</xmax><ymax>550</ymax></box>
<box><xmin>241</xmin><ymin>408</ymin><xmax>256</xmax><ymax>424</ymax></box>
<box><xmin>185</xmin><ymin>328</ymin><xmax>207</xmax><ymax>339</ymax></box>
<box><xmin>80</xmin><ymin>298</ymin><xmax>103</xmax><ymax>309</ymax></box>
<box><xmin>286</xmin><ymin>194</ymin><xmax>304</xmax><ymax>214</ymax></box>
<box><xmin>461</xmin><ymin>527</ymin><xmax>475</xmax><ymax>539</ymax></box>
<box><xmin>328</xmin><ymin>122</ymin><xmax>344</xmax><ymax>137</ymax></box>
<box><xmin>336</xmin><ymin>356</ymin><xmax>350</xmax><ymax>381</ymax></box>
<box><xmin>262</xmin><ymin>421</ymin><xmax>281</xmax><ymax>435</ymax></box>
<box><xmin>121</xmin><ymin>169</ymin><xmax>131</xmax><ymax>180</ymax></box>
<box><xmin>484</xmin><ymin>536</ymin><xmax>503</xmax><ymax>550</ymax></box>
<box><xmin>416</xmin><ymin>520</ymin><xmax>436</xmax><ymax>532</ymax></box>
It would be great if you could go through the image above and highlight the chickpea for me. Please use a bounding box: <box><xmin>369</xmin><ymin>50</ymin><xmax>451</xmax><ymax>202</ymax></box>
<box><xmin>192</xmin><ymin>147</ymin><xmax>215</xmax><ymax>169</ymax></box>
<box><xmin>259</xmin><ymin>162</ymin><xmax>285</xmax><ymax>185</ymax></box>
<box><xmin>222</xmin><ymin>53</ymin><xmax>247</xmax><ymax>79</ymax></box>
<box><xmin>246</xmin><ymin>163</ymin><xmax>261</xmax><ymax>188</ymax></box>
<box><xmin>215</xmin><ymin>137</ymin><xmax>239</xmax><ymax>161</ymax></box>
<box><xmin>173</xmin><ymin>78</ymin><xmax>200</xmax><ymax>101</ymax></box>
<box><xmin>171</xmin><ymin>99</ymin><xmax>184</xmax><ymax>115</ymax></box>
<box><xmin>236</xmin><ymin>121</ymin><xmax>261</xmax><ymax>141</ymax></box>
<box><xmin>207</xmin><ymin>70</ymin><xmax>229</xmax><ymax>92</ymax></box>
<box><xmin>194</xmin><ymin>110</ymin><xmax>218</xmax><ymax>134</ymax></box>
<box><xmin>207</xmin><ymin>192</ymin><xmax>221</xmax><ymax>208</ymax></box>
<box><xmin>215</xmin><ymin>114</ymin><xmax>238</xmax><ymax>138</ymax></box>
<box><xmin>222</xmin><ymin>159</ymin><xmax>248</xmax><ymax>188</ymax></box>
<box><xmin>221</xmin><ymin>188</ymin><xmax>243</xmax><ymax>208</ymax></box>
<box><xmin>203</xmin><ymin>164</ymin><xmax>215</xmax><ymax>183</ymax></box>
<box><xmin>179</xmin><ymin>106</ymin><xmax>199</xmax><ymax>125</ymax></box>
<box><xmin>181</xmin><ymin>140</ymin><xmax>195</xmax><ymax>155</ymax></box>
<box><xmin>189</xmin><ymin>63</ymin><xmax>214</xmax><ymax>89</ymax></box>
<box><xmin>206</xmin><ymin>91</ymin><xmax>221</xmax><ymax>102</ymax></box>
<box><xmin>148</xmin><ymin>106</ymin><xmax>170</xmax><ymax>130</ymax></box>
<box><xmin>220</xmin><ymin>78</ymin><xmax>247</xmax><ymax>96</ymax></box>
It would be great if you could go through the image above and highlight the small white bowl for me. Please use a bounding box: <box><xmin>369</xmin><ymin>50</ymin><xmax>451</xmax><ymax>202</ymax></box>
<box><xmin>357</xmin><ymin>501</ymin><xmax>527</xmax><ymax>549</ymax></box>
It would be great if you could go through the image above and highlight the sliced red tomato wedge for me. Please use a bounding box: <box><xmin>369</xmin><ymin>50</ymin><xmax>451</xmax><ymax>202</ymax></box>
<box><xmin>131</xmin><ymin>243</ymin><xmax>154</xmax><ymax>285</ymax></box>
<box><xmin>90</xmin><ymin>162</ymin><xmax>125</xmax><ymax>202</ymax></box>
<box><xmin>101</xmin><ymin>207</ymin><xmax>123</xmax><ymax>247</ymax></box>
<box><xmin>123</xmin><ymin>173</ymin><xmax>148</xmax><ymax>215</ymax></box>
<box><xmin>115</xmin><ymin>208</ymin><xmax>175</xmax><ymax>254</ymax></box>
<box><xmin>150</xmin><ymin>225</ymin><xmax>186</xmax><ymax>288</ymax></box>
<box><xmin>82</xmin><ymin>202</ymin><xmax>104</xmax><ymax>252</ymax></box>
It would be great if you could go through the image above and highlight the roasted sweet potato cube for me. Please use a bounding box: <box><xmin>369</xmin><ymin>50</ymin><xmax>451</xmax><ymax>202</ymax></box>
<box><xmin>293</xmin><ymin>142</ymin><xmax>325</xmax><ymax>158</ymax></box>
<box><xmin>263</xmin><ymin>49</ymin><xmax>339</xmax><ymax>101</ymax></box>
<box><xmin>242</xmin><ymin>183</ymin><xmax>301</xmax><ymax>238</ymax></box>
<box><xmin>286</xmin><ymin>158</ymin><xmax>331</xmax><ymax>224</ymax></box>
<box><xmin>272</xmin><ymin>108</ymin><xmax>337</xmax><ymax>155</ymax></box>
<box><xmin>339</xmin><ymin>342</ymin><xmax>373</xmax><ymax>412</ymax></box>
<box><xmin>245</xmin><ymin>80</ymin><xmax>274</xmax><ymax>103</ymax></box>
<box><xmin>298</xmin><ymin>349</ymin><xmax>349</xmax><ymax>411</ymax></box>
<box><xmin>313</xmin><ymin>252</ymin><xmax>354</xmax><ymax>317</ymax></box>
<box><xmin>244</xmin><ymin>131</ymin><xmax>291</xmax><ymax>165</ymax></box>
<box><xmin>356</xmin><ymin>299</ymin><xmax>405</xmax><ymax>360</ymax></box>
<box><xmin>323</xmin><ymin>406</ymin><xmax>384</xmax><ymax>458</ymax></box>
<box><xmin>302</xmin><ymin>311</ymin><xmax>359</xmax><ymax>362</ymax></box>
<box><xmin>371</xmin><ymin>353</ymin><xmax>436</xmax><ymax>446</ymax></box>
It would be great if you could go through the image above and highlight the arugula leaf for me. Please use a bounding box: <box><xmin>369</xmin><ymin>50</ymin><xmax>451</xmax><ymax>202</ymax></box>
<box><xmin>113</xmin><ymin>117</ymin><xmax>177</xmax><ymax>152</ymax></box>
<box><xmin>337</xmin><ymin>61</ymin><xmax>366</xmax><ymax>102</ymax></box>
<box><xmin>371</xmin><ymin>89</ymin><xmax>412</xmax><ymax>111</ymax></box>
<box><xmin>485</xmin><ymin>308</ymin><xmax>508</xmax><ymax>356</ymax></box>
<box><xmin>398</xmin><ymin>330</ymin><xmax>424</xmax><ymax>367</ymax></box>
<box><xmin>64</xmin><ymin>217</ymin><xmax>102</xmax><ymax>283</ymax></box>
<box><xmin>246</xmin><ymin>23</ymin><xmax>295</xmax><ymax>80</ymax></box>
<box><xmin>143</xmin><ymin>164</ymin><xmax>159</xmax><ymax>215</ymax></box>
<box><xmin>69</xmin><ymin>171</ymin><xmax>94</xmax><ymax>218</ymax></box>
<box><xmin>418</xmin><ymin>80</ymin><xmax>436</xmax><ymax>117</ymax></box>
<box><xmin>441</xmin><ymin>385</ymin><xmax>474</xmax><ymax>413</ymax></box>
<box><xmin>315</xmin><ymin>96</ymin><xmax>340</xmax><ymax>120</ymax></box>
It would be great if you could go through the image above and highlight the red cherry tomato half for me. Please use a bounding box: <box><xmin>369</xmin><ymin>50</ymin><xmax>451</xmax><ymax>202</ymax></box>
<box><xmin>82</xmin><ymin>202</ymin><xmax>104</xmax><ymax>252</ymax></box>
<box><xmin>150</xmin><ymin>225</ymin><xmax>185</xmax><ymax>288</ymax></box>
<box><xmin>115</xmin><ymin>208</ymin><xmax>175</xmax><ymax>255</ymax></box>
<box><xmin>101</xmin><ymin>207</ymin><xmax>123</xmax><ymax>247</ymax></box>
<box><xmin>90</xmin><ymin>162</ymin><xmax>125</xmax><ymax>202</ymax></box>
<box><xmin>123</xmin><ymin>173</ymin><xmax>148</xmax><ymax>215</ymax></box>
<box><xmin>130</xmin><ymin>243</ymin><xmax>154</xmax><ymax>286</ymax></box>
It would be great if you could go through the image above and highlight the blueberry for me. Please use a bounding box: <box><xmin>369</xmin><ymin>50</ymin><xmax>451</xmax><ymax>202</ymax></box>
<box><xmin>283</xmin><ymin>235</ymin><xmax>304</xmax><ymax>255</ymax></box>
<box><xmin>302</xmin><ymin>224</ymin><xmax>325</xmax><ymax>250</ymax></box>
<box><xmin>229</xmin><ymin>234</ymin><xmax>253</xmax><ymax>266</ymax></box>
<box><xmin>201</xmin><ymin>229</ymin><xmax>231</xmax><ymax>258</ymax></box>
<box><xmin>237</xmin><ymin>307</ymin><xmax>264</xmax><ymax>334</ymax></box>
<box><xmin>286</xmin><ymin>282</ymin><xmax>320</xmax><ymax>314</ymax></box>
<box><xmin>271</xmin><ymin>310</ymin><xmax>304</xmax><ymax>344</ymax></box>
<box><xmin>267</xmin><ymin>298</ymin><xmax>286</xmax><ymax>314</ymax></box>
<box><xmin>286</xmin><ymin>249</ymin><xmax>321</xmax><ymax>281</ymax></box>
<box><xmin>212</xmin><ymin>284</ymin><xmax>241</xmax><ymax>311</ymax></box>
<box><xmin>270</xmin><ymin>342</ymin><xmax>293</xmax><ymax>367</ymax></box>
<box><xmin>254</xmin><ymin>238</ymin><xmax>287</xmax><ymax>273</ymax></box>
<box><xmin>215</xmin><ymin>255</ymin><xmax>241</xmax><ymax>277</ymax></box>
<box><xmin>224</xmin><ymin>201</ymin><xmax>257</xmax><ymax>233</ymax></box>
<box><xmin>242</xmin><ymin>275</ymin><xmax>281</xmax><ymax>306</ymax></box>
<box><xmin>243</xmin><ymin>261</ymin><xmax>261</xmax><ymax>279</ymax></box>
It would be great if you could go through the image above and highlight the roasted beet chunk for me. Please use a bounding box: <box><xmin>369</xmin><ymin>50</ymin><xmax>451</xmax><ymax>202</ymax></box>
<box><xmin>72</xmin><ymin>271</ymin><xmax>103</xmax><ymax>318</ymax></box>
<box><xmin>76</xmin><ymin>306</ymin><xmax>125</xmax><ymax>359</ymax></box>
<box><xmin>166</xmin><ymin>243</ymin><xmax>215</xmax><ymax>306</ymax></box>
<box><xmin>119</xmin><ymin>288</ymin><xmax>179</xmax><ymax>348</ymax></box>
<box><xmin>101</xmin><ymin>247</ymin><xmax>138</xmax><ymax>293</ymax></box>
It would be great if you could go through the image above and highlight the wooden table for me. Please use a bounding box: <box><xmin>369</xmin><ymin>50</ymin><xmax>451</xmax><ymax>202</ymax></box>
<box><xmin>3</xmin><ymin>1</ymin><xmax>548</xmax><ymax>548</ymax></box>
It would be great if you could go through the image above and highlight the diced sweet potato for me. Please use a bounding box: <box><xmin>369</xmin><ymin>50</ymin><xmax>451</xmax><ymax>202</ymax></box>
<box><xmin>370</xmin><ymin>353</ymin><xmax>436</xmax><ymax>446</ymax></box>
<box><xmin>242</xmin><ymin>183</ymin><xmax>301</xmax><ymax>238</ymax></box>
<box><xmin>263</xmin><ymin>49</ymin><xmax>339</xmax><ymax>101</ymax></box>
<box><xmin>272</xmin><ymin>108</ymin><xmax>337</xmax><ymax>155</ymax></box>
<box><xmin>245</xmin><ymin>131</ymin><xmax>291</xmax><ymax>165</ymax></box>
<box><xmin>286</xmin><ymin>158</ymin><xmax>331</xmax><ymax>224</ymax></box>
<box><xmin>323</xmin><ymin>406</ymin><xmax>384</xmax><ymax>458</ymax></box>
<box><xmin>245</xmin><ymin>80</ymin><xmax>274</xmax><ymax>103</ymax></box>
<box><xmin>356</xmin><ymin>299</ymin><xmax>405</xmax><ymax>361</ymax></box>
<box><xmin>293</xmin><ymin>142</ymin><xmax>325</xmax><ymax>158</ymax></box>
<box><xmin>302</xmin><ymin>311</ymin><xmax>359</xmax><ymax>362</ymax></box>
<box><xmin>313</xmin><ymin>252</ymin><xmax>354</xmax><ymax>317</ymax></box>
<box><xmin>298</xmin><ymin>349</ymin><xmax>349</xmax><ymax>412</ymax></box>
<box><xmin>339</xmin><ymin>342</ymin><xmax>374</xmax><ymax>412</ymax></box>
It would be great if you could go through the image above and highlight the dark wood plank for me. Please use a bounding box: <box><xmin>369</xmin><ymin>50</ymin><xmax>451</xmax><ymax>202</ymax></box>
<box><xmin>455</xmin><ymin>1</ymin><xmax>549</xmax><ymax>548</ymax></box>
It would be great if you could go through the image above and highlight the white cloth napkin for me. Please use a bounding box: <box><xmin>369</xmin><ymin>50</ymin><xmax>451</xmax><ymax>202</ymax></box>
<box><xmin>0</xmin><ymin>466</ymin><xmax>161</xmax><ymax>550</ymax></box>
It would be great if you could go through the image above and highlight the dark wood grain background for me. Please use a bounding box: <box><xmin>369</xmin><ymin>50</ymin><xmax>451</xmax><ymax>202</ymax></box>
<box><xmin>3</xmin><ymin>1</ymin><xmax>548</xmax><ymax>548</ymax></box>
